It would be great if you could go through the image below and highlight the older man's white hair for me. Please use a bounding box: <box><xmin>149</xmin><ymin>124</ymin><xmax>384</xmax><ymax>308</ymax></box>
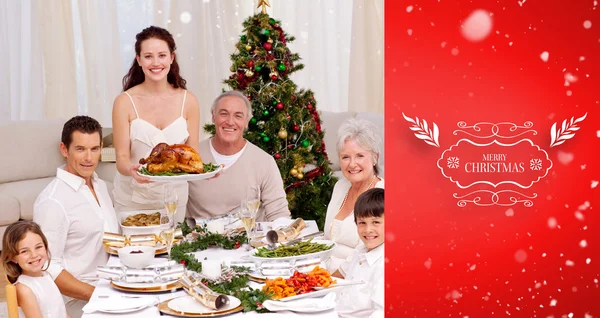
<box><xmin>336</xmin><ymin>118</ymin><xmax>382</xmax><ymax>175</ymax></box>
<box><xmin>211</xmin><ymin>90</ymin><xmax>253</xmax><ymax>120</ymax></box>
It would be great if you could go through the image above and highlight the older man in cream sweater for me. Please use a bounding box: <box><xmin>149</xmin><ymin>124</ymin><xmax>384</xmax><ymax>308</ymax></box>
<box><xmin>187</xmin><ymin>91</ymin><xmax>291</xmax><ymax>222</ymax></box>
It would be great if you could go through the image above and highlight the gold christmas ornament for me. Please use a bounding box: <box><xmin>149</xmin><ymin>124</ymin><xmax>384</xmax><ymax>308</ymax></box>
<box><xmin>245</xmin><ymin>70</ymin><xmax>254</xmax><ymax>77</ymax></box>
<box><xmin>245</xmin><ymin>45</ymin><xmax>252</xmax><ymax>51</ymax></box>
<box><xmin>297</xmin><ymin>166</ymin><xmax>304</xmax><ymax>173</ymax></box>
<box><xmin>230</xmin><ymin>65</ymin><xmax>236</xmax><ymax>72</ymax></box>
<box><xmin>297</xmin><ymin>173</ymin><xmax>304</xmax><ymax>180</ymax></box>
<box><xmin>278</xmin><ymin>128</ymin><xmax>288</xmax><ymax>139</ymax></box>
<box><xmin>290</xmin><ymin>168</ymin><xmax>298</xmax><ymax>176</ymax></box>
<box><xmin>267</xmin><ymin>38</ymin><xmax>273</xmax><ymax>43</ymax></box>
<box><xmin>257</xmin><ymin>0</ymin><xmax>271</xmax><ymax>14</ymax></box>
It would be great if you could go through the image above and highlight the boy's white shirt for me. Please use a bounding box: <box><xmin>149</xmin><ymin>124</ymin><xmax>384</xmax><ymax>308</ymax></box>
<box><xmin>336</xmin><ymin>242</ymin><xmax>384</xmax><ymax>318</ymax></box>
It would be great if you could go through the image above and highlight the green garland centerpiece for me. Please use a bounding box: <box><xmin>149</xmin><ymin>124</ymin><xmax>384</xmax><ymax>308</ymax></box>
<box><xmin>170</xmin><ymin>222</ymin><xmax>273</xmax><ymax>312</ymax></box>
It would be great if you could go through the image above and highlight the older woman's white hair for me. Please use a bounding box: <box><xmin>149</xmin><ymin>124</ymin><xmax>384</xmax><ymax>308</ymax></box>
<box><xmin>336</xmin><ymin>118</ymin><xmax>382</xmax><ymax>175</ymax></box>
<box><xmin>211</xmin><ymin>90</ymin><xmax>253</xmax><ymax>120</ymax></box>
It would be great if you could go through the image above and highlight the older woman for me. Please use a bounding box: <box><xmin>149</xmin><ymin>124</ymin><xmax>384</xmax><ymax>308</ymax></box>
<box><xmin>324</xmin><ymin>118</ymin><xmax>384</xmax><ymax>272</ymax></box>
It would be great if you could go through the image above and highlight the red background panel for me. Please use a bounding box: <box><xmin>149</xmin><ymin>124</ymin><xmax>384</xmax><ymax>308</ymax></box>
<box><xmin>385</xmin><ymin>0</ymin><xmax>599</xmax><ymax>316</ymax></box>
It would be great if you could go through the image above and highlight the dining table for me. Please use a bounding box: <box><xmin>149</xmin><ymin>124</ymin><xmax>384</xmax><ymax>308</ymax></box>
<box><xmin>82</xmin><ymin>220</ymin><xmax>340</xmax><ymax>318</ymax></box>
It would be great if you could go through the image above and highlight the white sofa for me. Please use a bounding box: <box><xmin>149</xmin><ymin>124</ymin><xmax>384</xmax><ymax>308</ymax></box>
<box><xmin>0</xmin><ymin>112</ymin><xmax>382</xmax><ymax>247</ymax></box>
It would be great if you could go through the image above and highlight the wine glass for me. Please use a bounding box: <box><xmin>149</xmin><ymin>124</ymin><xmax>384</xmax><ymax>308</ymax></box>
<box><xmin>245</xmin><ymin>185</ymin><xmax>261</xmax><ymax>216</ymax></box>
<box><xmin>164</xmin><ymin>186</ymin><xmax>178</xmax><ymax>217</ymax></box>
<box><xmin>160</xmin><ymin>214</ymin><xmax>176</xmax><ymax>260</ymax></box>
<box><xmin>241</xmin><ymin>185</ymin><xmax>261</xmax><ymax>240</ymax></box>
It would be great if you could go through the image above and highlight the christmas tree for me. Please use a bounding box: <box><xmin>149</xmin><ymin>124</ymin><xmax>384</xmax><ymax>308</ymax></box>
<box><xmin>205</xmin><ymin>10</ymin><xmax>336</xmax><ymax>229</ymax></box>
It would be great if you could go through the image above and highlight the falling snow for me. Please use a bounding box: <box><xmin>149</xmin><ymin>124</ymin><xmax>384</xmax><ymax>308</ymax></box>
<box><xmin>547</xmin><ymin>217</ymin><xmax>558</xmax><ymax>229</ymax></box>
<box><xmin>180</xmin><ymin>11</ymin><xmax>192</xmax><ymax>24</ymax></box>
<box><xmin>592</xmin><ymin>180</ymin><xmax>599</xmax><ymax>188</ymax></box>
<box><xmin>461</xmin><ymin>9</ymin><xmax>493</xmax><ymax>42</ymax></box>
<box><xmin>424</xmin><ymin>258</ymin><xmax>432</xmax><ymax>269</ymax></box>
<box><xmin>540</xmin><ymin>51</ymin><xmax>549</xmax><ymax>62</ymax></box>
<box><xmin>406</xmin><ymin>5</ymin><xmax>414</xmax><ymax>12</ymax></box>
<box><xmin>586</xmin><ymin>258</ymin><xmax>591</xmax><ymax>264</ymax></box>
<box><xmin>557</xmin><ymin>151</ymin><xmax>574</xmax><ymax>165</ymax></box>
<box><xmin>451</xmin><ymin>48</ymin><xmax>460</xmax><ymax>56</ymax></box>
<box><xmin>515</xmin><ymin>249</ymin><xmax>527</xmax><ymax>263</ymax></box>
<box><xmin>580</xmin><ymin>240</ymin><xmax>587</xmax><ymax>248</ymax></box>
<box><xmin>505</xmin><ymin>209</ymin><xmax>514</xmax><ymax>217</ymax></box>
<box><xmin>565</xmin><ymin>260</ymin><xmax>575</xmax><ymax>266</ymax></box>
<box><xmin>583</xmin><ymin>20</ymin><xmax>592</xmax><ymax>29</ymax></box>
<box><xmin>407</xmin><ymin>29</ymin><xmax>413</xmax><ymax>36</ymax></box>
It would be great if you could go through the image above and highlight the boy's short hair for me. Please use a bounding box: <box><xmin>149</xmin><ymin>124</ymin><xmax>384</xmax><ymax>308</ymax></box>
<box><xmin>61</xmin><ymin>115</ymin><xmax>103</xmax><ymax>149</ymax></box>
<box><xmin>354</xmin><ymin>188</ymin><xmax>384</xmax><ymax>223</ymax></box>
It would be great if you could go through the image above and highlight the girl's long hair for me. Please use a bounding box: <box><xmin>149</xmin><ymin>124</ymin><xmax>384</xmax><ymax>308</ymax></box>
<box><xmin>122</xmin><ymin>26</ymin><xmax>187</xmax><ymax>91</ymax></box>
<box><xmin>1</xmin><ymin>221</ymin><xmax>51</xmax><ymax>283</ymax></box>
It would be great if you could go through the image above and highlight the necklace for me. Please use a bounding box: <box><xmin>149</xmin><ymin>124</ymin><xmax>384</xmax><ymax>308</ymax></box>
<box><xmin>329</xmin><ymin>175</ymin><xmax>378</xmax><ymax>236</ymax></box>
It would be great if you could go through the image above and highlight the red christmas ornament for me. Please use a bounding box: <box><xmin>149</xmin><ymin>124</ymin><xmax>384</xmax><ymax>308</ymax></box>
<box><xmin>271</xmin><ymin>74</ymin><xmax>278</xmax><ymax>80</ymax></box>
<box><xmin>263</xmin><ymin>42</ymin><xmax>272</xmax><ymax>50</ymax></box>
<box><xmin>307</xmin><ymin>104</ymin><xmax>313</xmax><ymax>110</ymax></box>
<box><xmin>286</xmin><ymin>115</ymin><xmax>291</xmax><ymax>120</ymax></box>
<box><xmin>179</xmin><ymin>260</ymin><xmax>186</xmax><ymax>266</ymax></box>
<box><xmin>247</xmin><ymin>60</ymin><xmax>254</xmax><ymax>68</ymax></box>
<box><xmin>234</xmin><ymin>241</ymin><xmax>241</xmax><ymax>249</ymax></box>
<box><xmin>288</xmin><ymin>145</ymin><xmax>293</xmax><ymax>149</ymax></box>
<box><xmin>247</xmin><ymin>95</ymin><xmax>251</xmax><ymax>101</ymax></box>
<box><xmin>293</xmin><ymin>124</ymin><xmax>299</xmax><ymax>132</ymax></box>
<box><xmin>291</xmin><ymin>95</ymin><xmax>296</xmax><ymax>101</ymax></box>
<box><xmin>274</xmin><ymin>153</ymin><xmax>281</xmax><ymax>159</ymax></box>
<box><xmin>276</xmin><ymin>102</ymin><xmax>284</xmax><ymax>110</ymax></box>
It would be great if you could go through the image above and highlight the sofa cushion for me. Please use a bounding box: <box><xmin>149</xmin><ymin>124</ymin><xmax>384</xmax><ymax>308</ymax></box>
<box><xmin>355</xmin><ymin>112</ymin><xmax>385</xmax><ymax>178</ymax></box>
<box><xmin>0</xmin><ymin>119</ymin><xmax>66</xmax><ymax>183</ymax></box>
<box><xmin>0</xmin><ymin>177</ymin><xmax>54</xmax><ymax>221</ymax></box>
<box><xmin>319</xmin><ymin>111</ymin><xmax>357</xmax><ymax>170</ymax></box>
<box><xmin>0</xmin><ymin>193</ymin><xmax>20</xmax><ymax>226</ymax></box>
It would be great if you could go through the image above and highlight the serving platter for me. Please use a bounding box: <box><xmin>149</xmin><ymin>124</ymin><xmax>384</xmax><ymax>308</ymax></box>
<box><xmin>249</xmin><ymin>239</ymin><xmax>336</xmax><ymax>262</ymax></box>
<box><xmin>137</xmin><ymin>165</ymin><xmax>222</xmax><ymax>182</ymax></box>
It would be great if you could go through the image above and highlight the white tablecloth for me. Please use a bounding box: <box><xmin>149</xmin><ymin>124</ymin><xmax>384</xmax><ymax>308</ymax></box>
<box><xmin>82</xmin><ymin>221</ymin><xmax>338</xmax><ymax>318</ymax></box>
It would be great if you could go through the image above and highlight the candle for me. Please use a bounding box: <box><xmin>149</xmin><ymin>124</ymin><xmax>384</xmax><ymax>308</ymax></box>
<box><xmin>202</xmin><ymin>260</ymin><xmax>222</xmax><ymax>279</ymax></box>
<box><xmin>206</xmin><ymin>220</ymin><xmax>225</xmax><ymax>234</ymax></box>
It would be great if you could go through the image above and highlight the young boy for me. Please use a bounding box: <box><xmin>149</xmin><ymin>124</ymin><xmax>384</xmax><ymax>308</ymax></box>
<box><xmin>333</xmin><ymin>188</ymin><xmax>384</xmax><ymax>318</ymax></box>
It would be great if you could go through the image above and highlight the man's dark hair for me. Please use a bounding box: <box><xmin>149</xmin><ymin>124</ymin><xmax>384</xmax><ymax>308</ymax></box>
<box><xmin>354</xmin><ymin>188</ymin><xmax>384</xmax><ymax>223</ymax></box>
<box><xmin>61</xmin><ymin>116</ymin><xmax>103</xmax><ymax>148</ymax></box>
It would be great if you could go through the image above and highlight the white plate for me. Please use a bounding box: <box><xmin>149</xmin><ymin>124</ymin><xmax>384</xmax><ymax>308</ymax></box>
<box><xmin>268</xmin><ymin>301</ymin><xmax>336</xmax><ymax>313</ymax></box>
<box><xmin>112</xmin><ymin>279</ymin><xmax>178</xmax><ymax>289</ymax></box>
<box><xmin>137</xmin><ymin>165</ymin><xmax>222</xmax><ymax>182</ymax></box>
<box><xmin>249</xmin><ymin>239</ymin><xmax>336</xmax><ymax>262</ymax></box>
<box><xmin>98</xmin><ymin>305</ymin><xmax>147</xmax><ymax>314</ymax></box>
<box><xmin>279</xmin><ymin>278</ymin><xmax>354</xmax><ymax>302</ymax></box>
<box><xmin>168</xmin><ymin>295</ymin><xmax>241</xmax><ymax>314</ymax></box>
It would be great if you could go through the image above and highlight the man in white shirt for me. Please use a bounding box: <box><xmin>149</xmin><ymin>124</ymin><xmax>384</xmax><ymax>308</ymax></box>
<box><xmin>33</xmin><ymin>116</ymin><xmax>119</xmax><ymax>318</ymax></box>
<box><xmin>333</xmin><ymin>188</ymin><xmax>384</xmax><ymax>318</ymax></box>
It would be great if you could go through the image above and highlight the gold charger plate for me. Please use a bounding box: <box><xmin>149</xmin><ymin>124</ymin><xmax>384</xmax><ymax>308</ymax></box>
<box><xmin>109</xmin><ymin>280</ymin><xmax>183</xmax><ymax>293</ymax></box>
<box><xmin>157</xmin><ymin>298</ymin><xmax>243</xmax><ymax>317</ymax></box>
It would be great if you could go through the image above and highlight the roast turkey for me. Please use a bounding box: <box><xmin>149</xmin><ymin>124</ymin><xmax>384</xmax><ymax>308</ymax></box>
<box><xmin>139</xmin><ymin>143</ymin><xmax>204</xmax><ymax>174</ymax></box>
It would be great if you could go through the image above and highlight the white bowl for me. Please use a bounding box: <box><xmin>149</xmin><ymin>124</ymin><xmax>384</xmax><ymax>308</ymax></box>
<box><xmin>117</xmin><ymin>246</ymin><xmax>155</xmax><ymax>269</ymax></box>
<box><xmin>119</xmin><ymin>210</ymin><xmax>167</xmax><ymax>236</ymax></box>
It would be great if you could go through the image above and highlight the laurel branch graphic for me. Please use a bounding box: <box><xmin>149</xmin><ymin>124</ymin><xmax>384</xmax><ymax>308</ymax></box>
<box><xmin>402</xmin><ymin>113</ymin><xmax>440</xmax><ymax>147</ymax></box>
<box><xmin>549</xmin><ymin>112</ymin><xmax>587</xmax><ymax>147</ymax></box>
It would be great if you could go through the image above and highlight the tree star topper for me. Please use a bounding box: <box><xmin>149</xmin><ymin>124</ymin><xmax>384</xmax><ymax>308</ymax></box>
<box><xmin>257</xmin><ymin>0</ymin><xmax>271</xmax><ymax>14</ymax></box>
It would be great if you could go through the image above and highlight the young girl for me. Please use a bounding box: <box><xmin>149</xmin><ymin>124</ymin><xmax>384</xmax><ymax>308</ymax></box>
<box><xmin>1</xmin><ymin>220</ymin><xmax>68</xmax><ymax>318</ymax></box>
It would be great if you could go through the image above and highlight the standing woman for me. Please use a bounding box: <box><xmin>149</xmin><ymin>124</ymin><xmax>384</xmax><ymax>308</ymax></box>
<box><xmin>324</xmin><ymin>118</ymin><xmax>384</xmax><ymax>272</ymax></box>
<box><xmin>112</xmin><ymin>26</ymin><xmax>200</xmax><ymax>224</ymax></box>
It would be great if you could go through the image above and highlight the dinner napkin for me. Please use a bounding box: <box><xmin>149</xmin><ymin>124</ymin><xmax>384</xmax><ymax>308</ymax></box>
<box><xmin>262</xmin><ymin>292</ymin><xmax>336</xmax><ymax>312</ymax></box>
<box><xmin>82</xmin><ymin>295</ymin><xmax>158</xmax><ymax>313</ymax></box>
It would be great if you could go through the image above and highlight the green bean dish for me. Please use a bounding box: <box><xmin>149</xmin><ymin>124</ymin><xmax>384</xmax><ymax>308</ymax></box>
<box><xmin>253</xmin><ymin>239</ymin><xmax>334</xmax><ymax>258</ymax></box>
